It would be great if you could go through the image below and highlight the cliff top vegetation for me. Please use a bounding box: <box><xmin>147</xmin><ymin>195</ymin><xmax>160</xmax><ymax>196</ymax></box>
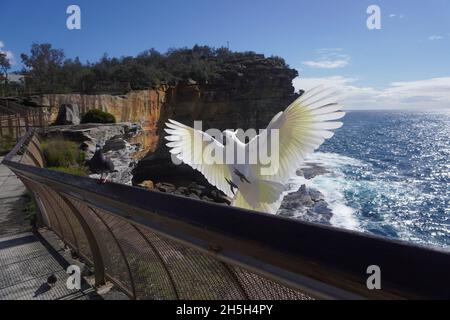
<box><xmin>14</xmin><ymin>43</ymin><xmax>297</xmax><ymax>95</ymax></box>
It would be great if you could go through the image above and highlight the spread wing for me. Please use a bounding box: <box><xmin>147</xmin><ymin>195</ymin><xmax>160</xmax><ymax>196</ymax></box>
<box><xmin>248</xmin><ymin>87</ymin><xmax>345</xmax><ymax>184</ymax></box>
<box><xmin>164</xmin><ymin>119</ymin><xmax>234</xmax><ymax>198</ymax></box>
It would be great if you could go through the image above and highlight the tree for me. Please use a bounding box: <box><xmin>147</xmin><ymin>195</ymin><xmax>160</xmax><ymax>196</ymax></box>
<box><xmin>17</xmin><ymin>43</ymin><xmax>296</xmax><ymax>94</ymax></box>
<box><xmin>0</xmin><ymin>52</ymin><xmax>11</xmax><ymax>95</ymax></box>
<box><xmin>20</xmin><ymin>43</ymin><xmax>65</xmax><ymax>93</ymax></box>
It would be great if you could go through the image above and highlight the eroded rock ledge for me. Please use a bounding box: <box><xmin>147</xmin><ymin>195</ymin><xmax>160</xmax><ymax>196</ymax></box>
<box><xmin>43</xmin><ymin>123</ymin><xmax>144</xmax><ymax>185</ymax></box>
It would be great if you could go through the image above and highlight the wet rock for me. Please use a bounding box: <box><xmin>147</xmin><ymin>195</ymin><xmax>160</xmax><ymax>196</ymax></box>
<box><xmin>188</xmin><ymin>194</ymin><xmax>201</xmax><ymax>200</ymax></box>
<box><xmin>188</xmin><ymin>188</ymin><xmax>203</xmax><ymax>197</ymax></box>
<box><xmin>296</xmin><ymin>163</ymin><xmax>329</xmax><ymax>180</ymax></box>
<box><xmin>278</xmin><ymin>210</ymin><xmax>295</xmax><ymax>218</ymax></box>
<box><xmin>309</xmin><ymin>189</ymin><xmax>324</xmax><ymax>202</ymax></box>
<box><xmin>312</xmin><ymin>201</ymin><xmax>333</xmax><ymax>216</ymax></box>
<box><xmin>177</xmin><ymin>186</ymin><xmax>189</xmax><ymax>195</ymax></box>
<box><xmin>201</xmin><ymin>196</ymin><xmax>214</xmax><ymax>202</ymax></box>
<box><xmin>278</xmin><ymin>184</ymin><xmax>332</xmax><ymax>225</ymax></box>
<box><xmin>155</xmin><ymin>182</ymin><xmax>176</xmax><ymax>193</ymax></box>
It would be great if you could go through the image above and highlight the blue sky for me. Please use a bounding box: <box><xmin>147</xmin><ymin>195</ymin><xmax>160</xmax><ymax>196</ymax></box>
<box><xmin>1</xmin><ymin>0</ymin><xmax>449</xmax><ymax>109</ymax></box>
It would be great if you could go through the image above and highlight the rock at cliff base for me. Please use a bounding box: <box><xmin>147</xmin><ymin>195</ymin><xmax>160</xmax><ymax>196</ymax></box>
<box><xmin>55</xmin><ymin>104</ymin><xmax>80</xmax><ymax>125</ymax></box>
<box><xmin>103</xmin><ymin>137</ymin><xmax>126</xmax><ymax>152</ymax></box>
<box><xmin>137</xmin><ymin>180</ymin><xmax>154</xmax><ymax>189</ymax></box>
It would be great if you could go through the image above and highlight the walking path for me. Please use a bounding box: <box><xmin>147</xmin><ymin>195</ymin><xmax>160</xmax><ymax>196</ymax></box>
<box><xmin>0</xmin><ymin>156</ymin><xmax>29</xmax><ymax>236</ymax></box>
<box><xmin>0</xmin><ymin>157</ymin><xmax>104</xmax><ymax>300</ymax></box>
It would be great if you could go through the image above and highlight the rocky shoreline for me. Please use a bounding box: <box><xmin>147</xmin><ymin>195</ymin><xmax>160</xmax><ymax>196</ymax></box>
<box><xmin>278</xmin><ymin>163</ymin><xmax>332</xmax><ymax>224</ymax></box>
<box><xmin>136</xmin><ymin>158</ymin><xmax>333</xmax><ymax>224</ymax></box>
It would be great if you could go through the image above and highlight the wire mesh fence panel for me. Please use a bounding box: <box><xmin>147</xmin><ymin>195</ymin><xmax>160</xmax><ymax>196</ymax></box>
<box><xmin>19</xmin><ymin>177</ymin><xmax>65</xmax><ymax>240</ymax></box>
<box><xmin>93</xmin><ymin>210</ymin><xmax>178</xmax><ymax>300</ymax></box>
<box><xmin>26</xmin><ymin>139</ymin><xmax>44</xmax><ymax>168</ymax></box>
<box><xmin>64</xmin><ymin>197</ymin><xmax>134</xmax><ymax>297</ymax></box>
<box><xmin>45</xmin><ymin>189</ymin><xmax>94</xmax><ymax>264</ymax></box>
<box><xmin>136</xmin><ymin>226</ymin><xmax>248</xmax><ymax>300</ymax></box>
<box><xmin>20</xmin><ymin>152</ymin><xmax>37</xmax><ymax>167</ymax></box>
<box><xmin>231</xmin><ymin>266</ymin><xmax>313</xmax><ymax>300</ymax></box>
<box><xmin>38</xmin><ymin>186</ymin><xmax>79</xmax><ymax>251</ymax></box>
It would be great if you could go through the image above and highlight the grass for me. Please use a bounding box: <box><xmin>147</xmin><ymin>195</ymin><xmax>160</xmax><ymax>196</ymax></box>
<box><xmin>41</xmin><ymin>137</ymin><xmax>87</xmax><ymax>176</ymax></box>
<box><xmin>41</xmin><ymin>138</ymin><xmax>85</xmax><ymax>167</ymax></box>
<box><xmin>47</xmin><ymin>166</ymin><xmax>87</xmax><ymax>176</ymax></box>
<box><xmin>0</xmin><ymin>135</ymin><xmax>17</xmax><ymax>156</ymax></box>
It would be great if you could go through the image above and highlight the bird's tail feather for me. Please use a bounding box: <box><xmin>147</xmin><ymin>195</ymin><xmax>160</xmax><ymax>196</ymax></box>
<box><xmin>233</xmin><ymin>179</ymin><xmax>284</xmax><ymax>214</ymax></box>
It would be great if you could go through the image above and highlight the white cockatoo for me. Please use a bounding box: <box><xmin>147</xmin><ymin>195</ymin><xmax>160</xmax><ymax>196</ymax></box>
<box><xmin>164</xmin><ymin>87</ymin><xmax>345</xmax><ymax>214</ymax></box>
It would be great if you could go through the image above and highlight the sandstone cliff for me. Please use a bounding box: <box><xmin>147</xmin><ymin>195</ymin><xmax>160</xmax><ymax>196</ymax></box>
<box><xmin>33</xmin><ymin>54</ymin><xmax>299</xmax><ymax>185</ymax></box>
<box><xmin>133</xmin><ymin>55</ymin><xmax>299</xmax><ymax>185</ymax></box>
<box><xmin>35</xmin><ymin>87</ymin><xmax>167</xmax><ymax>159</ymax></box>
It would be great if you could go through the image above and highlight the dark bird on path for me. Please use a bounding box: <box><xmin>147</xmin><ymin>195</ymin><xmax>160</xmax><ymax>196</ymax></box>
<box><xmin>47</xmin><ymin>274</ymin><xmax>57</xmax><ymax>287</ymax></box>
<box><xmin>85</xmin><ymin>144</ymin><xmax>116</xmax><ymax>183</ymax></box>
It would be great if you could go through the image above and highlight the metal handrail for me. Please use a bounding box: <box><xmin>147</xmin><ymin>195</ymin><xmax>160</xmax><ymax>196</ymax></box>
<box><xmin>3</xmin><ymin>129</ymin><xmax>450</xmax><ymax>300</ymax></box>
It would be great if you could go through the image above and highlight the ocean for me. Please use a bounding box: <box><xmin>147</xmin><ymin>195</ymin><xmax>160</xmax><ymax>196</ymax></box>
<box><xmin>288</xmin><ymin>110</ymin><xmax>450</xmax><ymax>249</ymax></box>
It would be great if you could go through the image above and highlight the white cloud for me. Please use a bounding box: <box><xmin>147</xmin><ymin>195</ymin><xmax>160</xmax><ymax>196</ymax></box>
<box><xmin>293</xmin><ymin>76</ymin><xmax>450</xmax><ymax>110</ymax></box>
<box><xmin>429</xmin><ymin>35</ymin><xmax>444</xmax><ymax>41</ymax></box>
<box><xmin>302</xmin><ymin>48</ymin><xmax>351</xmax><ymax>69</ymax></box>
<box><xmin>389</xmin><ymin>13</ymin><xmax>405</xmax><ymax>19</ymax></box>
<box><xmin>303</xmin><ymin>59</ymin><xmax>349</xmax><ymax>69</ymax></box>
<box><xmin>0</xmin><ymin>40</ymin><xmax>15</xmax><ymax>65</ymax></box>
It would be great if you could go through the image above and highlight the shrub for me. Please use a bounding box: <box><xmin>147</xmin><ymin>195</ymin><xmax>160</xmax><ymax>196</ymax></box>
<box><xmin>81</xmin><ymin>109</ymin><xmax>116</xmax><ymax>124</ymax></box>
<box><xmin>41</xmin><ymin>138</ymin><xmax>85</xmax><ymax>168</ymax></box>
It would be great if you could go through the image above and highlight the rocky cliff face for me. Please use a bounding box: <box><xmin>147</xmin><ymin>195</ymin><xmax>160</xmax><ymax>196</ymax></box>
<box><xmin>36</xmin><ymin>87</ymin><xmax>168</xmax><ymax>158</ymax></box>
<box><xmin>34</xmin><ymin>55</ymin><xmax>299</xmax><ymax>185</ymax></box>
<box><xmin>134</xmin><ymin>55</ymin><xmax>299</xmax><ymax>184</ymax></box>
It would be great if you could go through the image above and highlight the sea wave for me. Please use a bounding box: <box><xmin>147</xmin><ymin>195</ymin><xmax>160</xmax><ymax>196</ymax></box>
<box><xmin>289</xmin><ymin>152</ymin><xmax>363</xmax><ymax>231</ymax></box>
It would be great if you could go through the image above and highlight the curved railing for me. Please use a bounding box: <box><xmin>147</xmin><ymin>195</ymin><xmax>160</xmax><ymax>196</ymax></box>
<box><xmin>3</xmin><ymin>129</ymin><xmax>450</xmax><ymax>300</ymax></box>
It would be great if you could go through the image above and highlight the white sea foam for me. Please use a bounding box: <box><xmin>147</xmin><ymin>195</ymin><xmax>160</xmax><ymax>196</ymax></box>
<box><xmin>287</xmin><ymin>152</ymin><xmax>364</xmax><ymax>231</ymax></box>
<box><xmin>304</xmin><ymin>152</ymin><xmax>365</xmax><ymax>168</ymax></box>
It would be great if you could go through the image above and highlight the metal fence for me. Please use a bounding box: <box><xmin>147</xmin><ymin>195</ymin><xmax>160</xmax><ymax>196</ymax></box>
<box><xmin>0</xmin><ymin>100</ymin><xmax>47</xmax><ymax>140</ymax></box>
<box><xmin>3</xmin><ymin>129</ymin><xmax>450</xmax><ymax>300</ymax></box>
